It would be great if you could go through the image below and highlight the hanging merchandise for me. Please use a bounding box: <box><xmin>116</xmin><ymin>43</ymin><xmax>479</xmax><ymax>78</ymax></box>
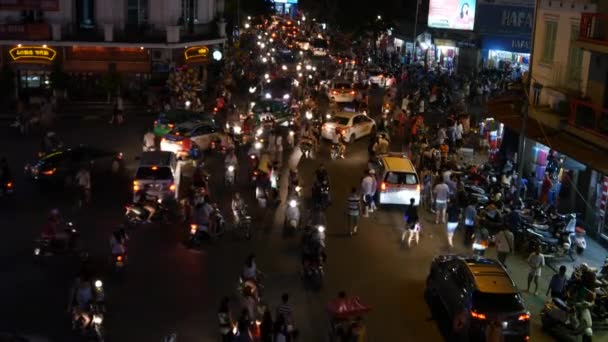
<box><xmin>166</xmin><ymin>67</ymin><xmax>203</xmax><ymax>109</ymax></box>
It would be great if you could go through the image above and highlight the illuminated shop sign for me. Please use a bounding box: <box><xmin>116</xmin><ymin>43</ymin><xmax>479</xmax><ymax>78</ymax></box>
<box><xmin>184</xmin><ymin>46</ymin><xmax>209</xmax><ymax>60</ymax></box>
<box><xmin>9</xmin><ymin>46</ymin><xmax>57</xmax><ymax>61</ymax></box>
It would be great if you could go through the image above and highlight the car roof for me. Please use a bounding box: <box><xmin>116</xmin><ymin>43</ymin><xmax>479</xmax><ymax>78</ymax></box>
<box><xmin>464</xmin><ymin>259</ymin><xmax>518</xmax><ymax>294</ymax></box>
<box><xmin>381</xmin><ymin>154</ymin><xmax>416</xmax><ymax>172</ymax></box>
<box><xmin>333</xmin><ymin>111</ymin><xmax>364</xmax><ymax>119</ymax></box>
<box><xmin>139</xmin><ymin>151</ymin><xmax>175</xmax><ymax>167</ymax></box>
<box><xmin>176</xmin><ymin>120</ymin><xmax>212</xmax><ymax>129</ymax></box>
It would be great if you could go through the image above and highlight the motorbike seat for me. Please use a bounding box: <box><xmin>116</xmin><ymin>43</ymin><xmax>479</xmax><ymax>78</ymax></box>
<box><xmin>553</xmin><ymin>298</ymin><xmax>569</xmax><ymax>312</ymax></box>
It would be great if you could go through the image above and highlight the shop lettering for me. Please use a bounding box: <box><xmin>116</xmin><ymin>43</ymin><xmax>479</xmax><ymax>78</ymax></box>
<box><xmin>511</xmin><ymin>39</ymin><xmax>530</xmax><ymax>50</ymax></box>
<box><xmin>501</xmin><ymin>9</ymin><xmax>533</xmax><ymax>29</ymax></box>
<box><xmin>184</xmin><ymin>46</ymin><xmax>209</xmax><ymax>60</ymax></box>
<box><xmin>9</xmin><ymin>46</ymin><xmax>56</xmax><ymax>61</ymax></box>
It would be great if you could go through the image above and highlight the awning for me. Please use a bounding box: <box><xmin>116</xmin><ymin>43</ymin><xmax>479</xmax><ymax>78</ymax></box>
<box><xmin>489</xmin><ymin>98</ymin><xmax>608</xmax><ymax>175</ymax></box>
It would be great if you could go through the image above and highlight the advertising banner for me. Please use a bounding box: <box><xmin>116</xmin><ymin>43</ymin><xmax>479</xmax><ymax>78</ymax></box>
<box><xmin>477</xmin><ymin>3</ymin><xmax>534</xmax><ymax>35</ymax></box>
<box><xmin>428</xmin><ymin>0</ymin><xmax>477</xmax><ymax>31</ymax></box>
<box><xmin>481</xmin><ymin>36</ymin><xmax>531</xmax><ymax>53</ymax></box>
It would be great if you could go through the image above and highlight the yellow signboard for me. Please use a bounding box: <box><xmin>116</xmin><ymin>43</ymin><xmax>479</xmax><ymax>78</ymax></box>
<box><xmin>9</xmin><ymin>46</ymin><xmax>57</xmax><ymax>61</ymax></box>
<box><xmin>184</xmin><ymin>46</ymin><xmax>209</xmax><ymax>60</ymax></box>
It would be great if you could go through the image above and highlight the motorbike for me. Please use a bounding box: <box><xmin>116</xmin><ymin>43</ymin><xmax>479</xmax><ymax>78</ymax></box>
<box><xmin>285</xmin><ymin>199</ymin><xmax>301</xmax><ymax>233</ymax></box>
<box><xmin>34</xmin><ymin>222</ymin><xmax>80</xmax><ymax>260</ymax></box>
<box><xmin>287</xmin><ymin>130</ymin><xmax>295</xmax><ymax>148</ymax></box>
<box><xmin>233</xmin><ymin>209</ymin><xmax>253</xmax><ymax>240</ymax></box>
<box><xmin>301</xmin><ymin>142</ymin><xmax>313</xmax><ymax>159</ymax></box>
<box><xmin>526</xmin><ymin>228</ymin><xmax>576</xmax><ymax>261</ymax></box>
<box><xmin>113</xmin><ymin>253</ymin><xmax>126</xmax><ymax>272</ymax></box>
<box><xmin>124</xmin><ymin>198</ymin><xmax>173</xmax><ymax>225</ymax></box>
<box><xmin>541</xmin><ymin>297</ymin><xmax>593</xmax><ymax>341</ymax></box>
<box><xmin>330</xmin><ymin>143</ymin><xmax>340</xmax><ymax>160</ymax></box>
<box><xmin>301</xmin><ymin>225</ymin><xmax>326</xmax><ymax>290</ymax></box>
<box><xmin>0</xmin><ymin>179</ymin><xmax>14</xmax><ymax>197</ymax></box>
<box><xmin>188</xmin><ymin>210</ymin><xmax>226</xmax><ymax>246</ymax></box>
<box><xmin>225</xmin><ymin>165</ymin><xmax>236</xmax><ymax>186</ymax></box>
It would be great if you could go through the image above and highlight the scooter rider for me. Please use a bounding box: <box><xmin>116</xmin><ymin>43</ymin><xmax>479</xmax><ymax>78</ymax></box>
<box><xmin>285</xmin><ymin>199</ymin><xmax>301</xmax><ymax>228</ymax></box>
<box><xmin>242</xmin><ymin>253</ymin><xmax>261</xmax><ymax>283</ymax></box>
<box><xmin>332</xmin><ymin>131</ymin><xmax>347</xmax><ymax>158</ymax></box>
<box><xmin>109</xmin><ymin>228</ymin><xmax>128</xmax><ymax>258</ymax></box>
<box><xmin>134</xmin><ymin>184</ymin><xmax>157</xmax><ymax>222</ymax></box>
<box><xmin>231</xmin><ymin>192</ymin><xmax>246</xmax><ymax>225</ymax></box>
<box><xmin>143</xmin><ymin>130</ymin><xmax>156</xmax><ymax>151</ymax></box>
<box><xmin>68</xmin><ymin>275</ymin><xmax>94</xmax><ymax>330</ymax></box>
<box><xmin>315</xmin><ymin>163</ymin><xmax>329</xmax><ymax>184</ymax></box>
<box><xmin>225</xmin><ymin>148</ymin><xmax>238</xmax><ymax>169</ymax></box>
<box><xmin>41</xmin><ymin>209</ymin><xmax>69</xmax><ymax>248</ymax></box>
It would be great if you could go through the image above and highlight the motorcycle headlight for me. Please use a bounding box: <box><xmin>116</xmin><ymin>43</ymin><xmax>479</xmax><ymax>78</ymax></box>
<box><xmin>233</xmin><ymin>126</ymin><xmax>242</xmax><ymax>134</ymax></box>
<box><xmin>34</xmin><ymin>248</ymin><xmax>40</xmax><ymax>256</ymax></box>
<box><xmin>94</xmin><ymin>280</ymin><xmax>103</xmax><ymax>289</ymax></box>
<box><xmin>317</xmin><ymin>225</ymin><xmax>325</xmax><ymax>233</ymax></box>
<box><xmin>305</xmin><ymin>111</ymin><xmax>313</xmax><ymax>120</ymax></box>
<box><xmin>254</xmin><ymin>142</ymin><xmax>262</xmax><ymax>150</ymax></box>
<box><xmin>265</xmin><ymin>93</ymin><xmax>271</xmax><ymax>99</ymax></box>
<box><xmin>256</xmin><ymin>128</ymin><xmax>263</xmax><ymax>136</ymax></box>
<box><xmin>228</xmin><ymin>165</ymin><xmax>235</xmax><ymax>172</ymax></box>
<box><xmin>295</xmin><ymin>186</ymin><xmax>302</xmax><ymax>192</ymax></box>
<box><xmin>289</xmin><ymin>199</ymin><xmax>297</xmax><ymax>208</ymax></box>
<box><xmin>326</xmin><ymin>113</ymin><xmax>331</xmax><ymax>119</ymax></box>
<box><xmin>92</xmin><ymin>315</ymin><xmax>103</xmax><ymax>325</ymax></box>
<box><xmin>190</xmin><ymin>224</ymin><xmax>197</xmax><ymax>234</ymax></box>
<box><xmin>283</xmin><ymin>94</ymin><xmax>290</xmax><ymax>100</ymax></box>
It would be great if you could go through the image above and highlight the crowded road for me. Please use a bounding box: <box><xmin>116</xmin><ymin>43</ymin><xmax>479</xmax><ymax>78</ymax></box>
<box><xmin>0</xmin><ymin>108</ymin><xmax>557</xmax><ymax>341</ymax></box>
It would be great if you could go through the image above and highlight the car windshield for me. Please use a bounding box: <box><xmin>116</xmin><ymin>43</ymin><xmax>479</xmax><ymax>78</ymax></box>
<box><xmin>333</xmin><ymin>82</ymin><xmax>351</xmax><ymax>89</ymax></box>
<box><xmin>473</xmin><ymin>291</ymin><xmax>524</xmax><ymax>313</ymax></box>
<box><xmin>384</xmin><ymin>172</ymin><xmax>418</xmax><ymax>185</ymax></box>
<box><xmin>135</xmin><ymin>167</ymin><xmax>173</xmax><ymax>180</ymax></box>
<box><xmin>269</xmin><ymin>78</ymin><xmax>292</xmax><ymax>90</ymax></box>
<box><xmin>328</xmin><ymin>116</ymin><xmax>350</xmax><ymax>125</ymax></box>
<box><xmin>312</xmin><ymin>39</ymin><xmax>328</xmax><ymax>48</ymax></box>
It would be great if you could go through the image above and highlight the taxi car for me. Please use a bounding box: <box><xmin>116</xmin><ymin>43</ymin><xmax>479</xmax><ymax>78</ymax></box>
<box><xmin>373</xmin><ymin>153</ymin><xmax>420</xmax><ymax>206</ymax></box>
<box><xmin>321</xmin><ymin>112</ymin><xmax>375</xmax><ymax>143</ymax></box>
<box><xmin>327</xmin><ymin>79</ymin><xmax>356</xmax><ymax>103</ymax></box>
<box><xmin>153</xmin><ymin>109</ymin><xmax>213</xmax><ymax>137</ymax></box>
<box><xmin>425</xmin><ymin>256</ymin><xmax>530</xmax><ymax>341</ymax></box>
<box><xmin>160</xmin><ymin>120</ymin><xmax>233</xmax><ymax>156</ymax></box>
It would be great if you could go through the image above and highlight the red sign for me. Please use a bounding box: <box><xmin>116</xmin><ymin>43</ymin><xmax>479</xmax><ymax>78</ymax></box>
<box><xmin>0</xmin><ymin>0</ymin><xmax>59</xmax><ymax>11</ymax></box>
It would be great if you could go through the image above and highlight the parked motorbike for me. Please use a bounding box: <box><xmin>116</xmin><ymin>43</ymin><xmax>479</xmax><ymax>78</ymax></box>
<box><xmin>526</xmin><ymin>228</ymin><xmax>576</xmax><ymax>261</ymax></box>
<box><xmin>541</xmin><ymin>297</ymin><xmax>593</xmax><ymax>341</ymax></box>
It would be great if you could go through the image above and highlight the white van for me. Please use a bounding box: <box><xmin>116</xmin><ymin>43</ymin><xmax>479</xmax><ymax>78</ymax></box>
<box><xmin>133</xmin><ymin>151</ymin><xmax>177</xmax><ymax>201</ymax></box>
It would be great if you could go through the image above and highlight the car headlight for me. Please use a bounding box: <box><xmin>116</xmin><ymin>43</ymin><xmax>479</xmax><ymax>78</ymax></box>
<box><xmin>92</xmin><ymin>315</ymin><xmax>103</xmax><ymax>325</ymax></box>
<box><xmin>233</xmin><ymin>126</ymin><xmax>242</xmax><ymax>134</ymax></box>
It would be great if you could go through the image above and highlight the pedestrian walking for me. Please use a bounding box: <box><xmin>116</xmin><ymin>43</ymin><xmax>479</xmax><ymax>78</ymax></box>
<box><xmin>347</xmin><ymin>187</ymin><xmax>361</xmax><ymax>235</ymax></box>
<box><xmin>546</xmin><ymin>265</ymin><xmax>568</xmax><ymax>299</ymax></box>
<box><xmin>495</xmin><ymin>226</ymin><xmax>514</xmax><ymax>268</ymax></box>
<box><xmin>401</xmin><ymin>197</ymin><xmax>419</xmax><ymax>245</ymax></box>
<box><xmin>446</xmin><ymin>199</ymin><xmax>460</xmax><ymax>248</ymax></box>
<box><xmin>75</xmin><ymin>166</ymin><xmax>91</xmax><ymax>207</ymax></box>
<box><xmin>433</xmin><ymin>178</ymin><xmax>450</xmax><ymax>224</ymax></box>
<box><xmin>526</xmin><ymin>246</ymin><xmax>545</xmax><ymax>295</ymax></box>
<box><xmin>360</xmin><ymin>169</ymin><xmax>377</xmax><ymax>217</ymax></box>
<box><xmin>217</xmin><ymin>297</ymin><xmax>234</xmax><ymax>342</ymax></box>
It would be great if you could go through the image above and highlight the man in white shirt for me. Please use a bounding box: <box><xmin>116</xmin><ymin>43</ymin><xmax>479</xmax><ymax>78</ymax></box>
<box><xmin>75</xmin><ymin>167</ymin><xmax>91</xmax><ymax>206</ymax></box>
<box><xmin>360</xmin><ymin>169</ymin><xmax>377</xmax><ymax>217</ymax></box>
<box><xmin>433</xmin><ymin>179</ymin><xmax>450</xmax><ymax>224</ymax></box>
<box><xmin>143</xmin><ymin>131</ymin><xmax>155</xmax><ymax>151</ymax></box>
<box><xmin>526</xmin><ymin>246</ymin><xmax>545</xmax><ymax>295</ymax></box>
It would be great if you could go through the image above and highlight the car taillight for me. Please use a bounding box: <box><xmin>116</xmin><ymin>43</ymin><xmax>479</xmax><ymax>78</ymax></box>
<box><xmin>42</xmin><ymin>168</ymin><xmax>56</xmax><ymax>175</ymax></box>
<box><xmin>133</xmin><ymin>181</ymin><xmax>139</xmax><ymax>191</ymax></box>
<box><xmin>518</xmin><ymin>313</ymin><xmax>530</xmax><ymax>321</ymax></box>
<box><xmin>168</xmin><ymin>124</ymin><xmax>174</xmax><ymax>129</ymax></box>
<box><xmin>154</xmin><ymin>120</ymin><xmax>158</xmax><ymax>125</ymax></box>
<box><xmin>332</xmin><ymin>90</ymin><xmax>338</xmax><ymax>95</ymax></box>
<box><xmin>116</xmin><ymin>255</ymin><xmax>123</xmax><ymax>261</ymax></box>
<box><xmin>117</xmin><ymin>152</ymin><xmax>123</xmax><ymax>160</ymax></box>
<box><xmin>380</xmin><ymin>182</ymin><xmax>386</xmax><ymax>191</ymax></box>
<box><xmin>471</xmin><ymin>311</ymin><xmax>486</xmax><ymax>320</ymax></box>
<box><xmin>350</xmin><ymin>90</ymin><xmax>355</xmax><ymax>95</ymax></box>
<box><xmin>169</xmin><ymin>184</ymin><xmax>176</xmax><ymax>191</ymax></box>
<box><xmin>6</xmin><ymin>182</ymin><xmax>13</xmax><ymax>188</ymax></box>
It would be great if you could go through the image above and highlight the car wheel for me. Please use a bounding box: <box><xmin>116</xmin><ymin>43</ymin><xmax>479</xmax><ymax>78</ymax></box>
<box><xmin>370</xmin><ymin>125</ymin><xmax>376</xmax><ymax>137</ymax></box>
<box><xmin>348</xmin><ymin>133</ymin><xmax>356</xmax><ymax>144</ymax></box>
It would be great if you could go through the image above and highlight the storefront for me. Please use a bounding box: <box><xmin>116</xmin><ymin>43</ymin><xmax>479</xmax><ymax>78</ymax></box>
<box><xmin>476</xmin><ymin>0</ymin><xmax>534</xmax><ymax>73</ymax></box>
<box><xmin>433</xmin><ymin>39</ymin><xmax>458</xmax><ymax>72</ymax></box>
<box><xmin>2</xmin><ymin>45</ymin><xmax>59</xmax><ymax>97</ymax></box>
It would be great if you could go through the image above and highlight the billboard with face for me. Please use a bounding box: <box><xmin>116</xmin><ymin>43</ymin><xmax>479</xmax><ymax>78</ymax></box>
<box><xmin>428</xmin><ymin>0</ymin><xmax>477</xmax><ymax>31</ymax></box>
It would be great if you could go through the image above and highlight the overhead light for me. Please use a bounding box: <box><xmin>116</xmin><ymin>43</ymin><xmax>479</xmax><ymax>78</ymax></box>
<box><xmin>42</xmin><ymin>44</ymin><xmax>47</xmax><ymax>48</ymax></box>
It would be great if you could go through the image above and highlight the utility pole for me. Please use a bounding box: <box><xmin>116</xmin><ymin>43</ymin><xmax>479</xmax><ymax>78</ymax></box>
<box><xmin>516</xmin><ymin>0</ymin><xmax>541</xmax><ymax>194</ymax></box>
<box><xmin>413</xmin><ymin>0</ymin><xmax>420</xmax><ymax>45</ymax></box>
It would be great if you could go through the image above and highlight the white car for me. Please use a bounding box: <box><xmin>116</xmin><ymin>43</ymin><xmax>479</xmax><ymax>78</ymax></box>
<box><xmin>321</xmin><ymin>112</ymin><xmax>376</xmax><ymax>143</ymax></box>
<box><xmin>328</xmin><ymin>80</ymin><xmax>356</xmax><ymax>103</ymax></box>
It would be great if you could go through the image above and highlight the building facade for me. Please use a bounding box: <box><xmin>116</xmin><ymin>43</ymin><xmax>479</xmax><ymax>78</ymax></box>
<box><xmin>0</xmin><ymin>0</ymin><xmax>227</xmax><ymax>98</ymax></box>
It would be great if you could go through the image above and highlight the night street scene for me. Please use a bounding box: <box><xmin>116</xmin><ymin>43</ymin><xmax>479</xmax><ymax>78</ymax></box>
<box><xmin>3</xmin><ymin>0</ymin><xmax>608</xmax><ymax>341</ymax></box>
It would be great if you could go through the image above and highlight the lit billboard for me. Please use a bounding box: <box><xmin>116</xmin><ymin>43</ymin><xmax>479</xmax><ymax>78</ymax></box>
<box><xmin>428</xmin><ymin>0</ymin><xmax>477</xmax><ymax>31</ymax></box>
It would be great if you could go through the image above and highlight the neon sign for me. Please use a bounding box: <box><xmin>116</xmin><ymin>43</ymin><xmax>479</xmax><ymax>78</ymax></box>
<box><xmin>9</xmin><ymin>46</ymin><xmax>57</xmax><ymax>61</ymax></box>
<box><xmin>184</xmin><ymin>46</ymin><xmax>209</xmax><ymax>60</ymax></box>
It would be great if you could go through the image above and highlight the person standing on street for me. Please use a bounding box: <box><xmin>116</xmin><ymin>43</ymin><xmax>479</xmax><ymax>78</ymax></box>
<box><xmin>401</xmin><ymin>197</ymin><xmax>419</xmax><ymax>246</ymax></box>
<box><xmin>433</xmin><ymin>178</ymin><xmax>450</xmax><ymax>224</ymax></box>
<box><xmin>347</xmin><ymin>187</ymin><xmax>361</xmax><ymax>235</ymax></box>
<box><xmin>526</xmin><ymin>246</ymin><xmax>545</xmax><ymax>295</ymax></box>
<box><xmin>75</xmin><ymin>166</ymin><xmax>91</xmax><ymax>207</ymax></box>
<box><xmin>446</xmin><ymin>199</ymin><xmax>460</xmax><ymax>248</ymax></box>
<box><xmin>495</xmin><ymin>226</ymin><xmax>515</xmax><ymax>268</ymax></box>
<box><xmin>360</xmin><ymin>169</ymin><xmax>376</xmax><ymax>217</ymax></box>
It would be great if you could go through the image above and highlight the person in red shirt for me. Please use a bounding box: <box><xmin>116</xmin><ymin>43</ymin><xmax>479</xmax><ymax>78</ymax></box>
<box><xmin>539</xmin><ymin>173</ymin><xmax>553</xmax><ymax>204</ymax></box>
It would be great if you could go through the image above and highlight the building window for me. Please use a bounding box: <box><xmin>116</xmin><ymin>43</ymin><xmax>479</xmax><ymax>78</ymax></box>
<box><xmin>567</xmin><ymin>24</ymin><xmax>584</xmax><ymax>87</ymax></box>
<box><xmin>182</xmin><ymin>0</ymin><xmax>198</xmax><ymax>32</ymax></box>
<box><xmin>127</xmin><ymin>0</ymin><xmax>148</xmax><ymax>28</ymax></box>
<box><xmin>541</xmin><ymin>21</ymin><xmax>558</xmax><ymax>64</ymax></box>
<box><xmin>76</xmin><ymin>0</ymin><xmax>95</xmax><ymax>29</ymax></box>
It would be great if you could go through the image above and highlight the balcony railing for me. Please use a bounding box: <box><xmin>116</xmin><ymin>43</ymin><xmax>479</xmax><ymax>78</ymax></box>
<box><xmin>579</xmin><ymin>12</ymin><xmax>608</xmax><ymax>46</ymax></box>
<box><xmin>568</xmin><ymin>99</ymin><xmax>608</xmax><ymax>138</ymax></box>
